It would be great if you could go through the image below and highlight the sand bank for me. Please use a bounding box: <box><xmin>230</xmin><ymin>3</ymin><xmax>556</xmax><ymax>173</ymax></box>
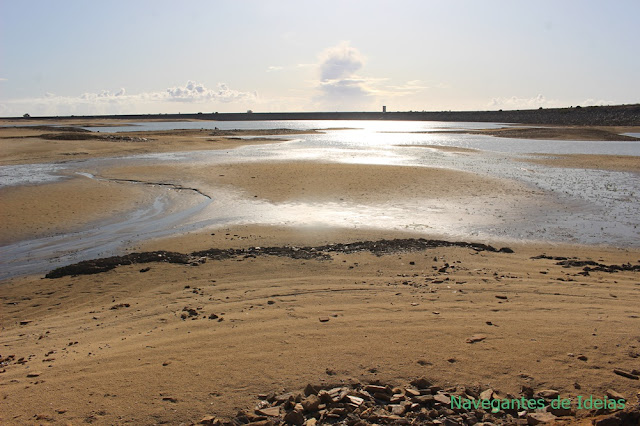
<box><xmin>0</xmin><ymin>176</ymin><xmax>157</xmax><ymax>244</ymax></box>
<box><xmin>102</xmin><ymin>161</ymin><xmax>535</xmax><ymax>205</ymax></box>
<box><xmin>0</xmin><ymin>126</ymin><xmax>311</xmax><ymax>166</ymax></box>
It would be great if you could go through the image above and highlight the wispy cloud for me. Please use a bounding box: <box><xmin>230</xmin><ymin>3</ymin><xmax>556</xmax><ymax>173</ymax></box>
<box><xmin>266</xmin><ymin>66</ymin><xmax>284</xmax><ymax>72</ymax></box>
<box><xmin>0</xmin><ymin>78</ymin><xmax>8</xmax><ymax>82</ymax></box>
<box><xmin>378</xmin><ymin>79</ymin><xmax>429</xmax><ymax>96</ymax></box>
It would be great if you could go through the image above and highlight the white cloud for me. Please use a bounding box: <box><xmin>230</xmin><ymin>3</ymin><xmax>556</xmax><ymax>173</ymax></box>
<box><xmin>580</xmin><ymin>98</ymin><xmax>615</xmax><ymax>107</ymax></box>
<box><xmin>266</xmin><ymin>66</ymin><xmax>284</xmax><ymax>72</ymax></box>
<box><xmin>0</xmin><ymin>77</ymin><xmax>8</xmax><ymax>82</ymax></box>
<box><xmin>319</xmin><ymin>42</ymin><xmax>365</xmax><ymax>81</ymax></box>
<box><xmin>314</xmin><ymin>42</ymin><xmax>375</xmax><ymax>109</ymax></box>
<box><xmin>165</xmin><ymin>81</ymin><xmax>256</xmax><ymax>103</ymax></box>
<box><xmin>0</xmin><ymin>81</ymin><xmax>259</xmax><ymax>116</ymax></box>
<box><xmin>488</xmin><ymin>94</ymin><xmax>563</xmax><ymax>109</ymax></box>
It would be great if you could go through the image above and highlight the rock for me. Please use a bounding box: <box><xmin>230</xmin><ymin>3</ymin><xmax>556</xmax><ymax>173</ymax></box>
<box><xmin>466</xmin><ymin>334</ymin><xmax>487</xmax><ymax>343</ymax></box>
<box><xmin>520</xmin><ymin>386</ymin><xmax>534</xmax><ymax>399</ymax></box>
<box><xmin>527</xmin><ymin>411</ymin><xmax>557</xmax><ymax>424</ymax></box>
<box><xmin>256</xmin><ymin>406</ymin><xmax>280</xmax><ymax>417</ymax></box>
<box><xmin>605</xmin><ymin>389</ymin><xmax>625</xmax><ymax>400</ymax></box>
<box><xmin>390</xmin><ymin>404</ymin><xmax>406</xmax><ymax>415</ymax></box>
<box><xmin>495</xmin><ymin>295</ymin><xmax>508</xmax><ymax>300</ymax></box>
<box><xmin>301</xmin><ymin>395</ymin><xmax>320</xmax><ymax>412</ymax></box>
<box><xmin>318</xmin><ymin>317</ymin><xmax>330</xmax><ymax>323</ymax></box>
<box><xmin>613</xmin><ymin>369</ymin><xmax>639</xmax><ymax>380</ymax></box>
<box><xmin>19</xmin><ymin>320</ymin><xmax>32</xmax><ymax>325</ymax></box>
<box><xmin>26</xmin><ymin>372</ymin><xmax>41</xmax><ymax>377</ymax></box>
<box><xmin>413</xmin><ymin>394</ymin><xmax>434</xmax><ymax>404</ymax></box>
<box><xmin>594</xmin><ymin>415</ymin><xmax>623</xmax><ymax>426</ymax></box>
<box><xmin>434</xmin><ymin>393</ymin><xmax>451</xmax><ymax>405</ymax></box>
<box><xmin>404</xmin><ymin>388</ymin><xmax>420</xmax><ymax>397</ymax></box>
<box><xmin>374</xmin><ymin>391</ymin><xmax>391</xmax><ymax>402</ymax></box>
<box><xmin>162</xmin><ymin>396</ymin><xmax>178</xmax><ymax>403</ymax></box>
<box><xmin>409</xmin><ymin>377</ymin><xmax>431</xmax><ymax>389</ymax></box>
<box><xmin>346</xmin><ymin>395</ymin><xmax>364</xmax><ymax>406</ymax></box>
<box><xmin>110</xmin><ymin>303</ymin><xmax>130</xmax><ymax>310</ymax></box>
<box><xmin>364</xmin><ymin>384</ymin><xmax>388</xmax><ymax>394</ymax></box>
<box><xmin>537</xmin><ymin>389</ymin><xmax>559</xmax><ymax>399</ymax></box>
<box><xmin>199</xmin><ymin>415</ymin><xmax>216</xmax><ymax>424</ymax></box>
<box><xmin>577</xmin><ymin>355</ymin><xmax>588</xmax><ymax>361</ymax></box>
<box><xmin>479</xmin><ymin>389</ymin><xmax>494</xmax><ymax>400</ymax></box>
<box><xmin>303</xmin><ymin>384</ymin><xmax>318</xmax><ymax>396</ymax></box>
<box><xmin>318</xmin><ymin>390</ymin><xmax>335</xmax><ymax>404</ymax></box>
<box><xmin>283</xmin><ymin>409</ymin><xmax>305</xmax><ymax>425</ymax></box>
<box><xmin>182</xmin><ymin>307</ymin><xmax>198</xmax><ymax>317</ymax></box>
<box><xmin>304</xmin><ymin>419</ymin><xmax>317</xmax><ymax>426</ymax></box>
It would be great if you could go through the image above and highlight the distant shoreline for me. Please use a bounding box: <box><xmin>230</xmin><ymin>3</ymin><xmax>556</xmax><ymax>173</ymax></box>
<box><xmin>3</xmin><ymin>103</ymin><xmax>640</xmax><ymax>126</ymax></box>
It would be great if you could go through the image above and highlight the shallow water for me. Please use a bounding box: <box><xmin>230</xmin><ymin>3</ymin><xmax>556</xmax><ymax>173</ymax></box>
<box><xmin>81</xmin><ymin>119</ymin><xmax>510</xmax><ymax>133</ymax></box>
<box><xmin>1</xmin><ymin>121</ymin><xmax>639</xmax><ymax>279</ymax></box>
<box><xmin>0</xmin><ymin>192</ymin><xmax>211</xmax><ymax>280</ymax></box>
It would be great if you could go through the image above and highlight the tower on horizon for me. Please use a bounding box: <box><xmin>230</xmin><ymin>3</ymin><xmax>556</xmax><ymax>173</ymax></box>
<box><xmin>382</xmin><ymin>106</ymin><xmax>387</xmax><ymax>113</ymax></box>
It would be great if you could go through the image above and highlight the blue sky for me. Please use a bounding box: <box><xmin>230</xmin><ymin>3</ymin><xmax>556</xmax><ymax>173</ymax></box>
<box><xmin>1</xmin><ymin>0</ymin><xmax>638</xmax><ymax>116</ymax></box>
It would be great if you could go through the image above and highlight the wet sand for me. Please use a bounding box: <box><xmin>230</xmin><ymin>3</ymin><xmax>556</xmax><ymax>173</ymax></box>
<box><xmin>0</xmin><ymin>177</ymin><xmax>158</xmax><ymax>244</ymax></box>
<box><xmin>1</xmin><ymin>123</ymin><xmax>639</xmax><ymax>424</ymax></box>
<box><xmin>524</xmin><ymin>153</ymin><xmax>640</xmax><ymax>173</ymax></box>
<box><xmin>427</xmin><ymin>126</ymin><xmax>640</xmax><ymax>141</ymax></box>
<box><xmin>101</xmin><ymin>161</ymin><xmax>536</xmax><ymax>205</ymax></box>
<box><xmin>0</xmin><ymin>126</ymin><xmax>313</xmax><ymax>166</ymax></box>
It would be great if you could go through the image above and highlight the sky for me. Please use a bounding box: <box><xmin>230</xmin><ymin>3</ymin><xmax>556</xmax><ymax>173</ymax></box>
<box><xmin>1</xmin><ymin>0</ymin><xmax>639</xmax><ymax>116</ymax></box>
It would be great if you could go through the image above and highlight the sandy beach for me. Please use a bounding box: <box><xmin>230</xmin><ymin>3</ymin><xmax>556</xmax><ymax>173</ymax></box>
<box><xmin>1</xmin><ymin>122</ymin><xmax>639</xmax><ymax>425</ymax></box>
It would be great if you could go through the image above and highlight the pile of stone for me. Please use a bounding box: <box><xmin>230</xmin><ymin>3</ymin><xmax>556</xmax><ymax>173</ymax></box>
<box><xmin>197</xmin><ymin>379</ymin><xmax>638</xmax><ymax>425</ymax></box>
<box><xmin>45</xmin><ymin>238</ymin><xmax>513</xmax><ymax>278</ymax></box>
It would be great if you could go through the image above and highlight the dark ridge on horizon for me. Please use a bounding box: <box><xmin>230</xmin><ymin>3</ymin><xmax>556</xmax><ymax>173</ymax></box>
<box><xmin>4</xmin><ymin>104</ymin><xmax>640</xmax><ymax>126</ymax></box>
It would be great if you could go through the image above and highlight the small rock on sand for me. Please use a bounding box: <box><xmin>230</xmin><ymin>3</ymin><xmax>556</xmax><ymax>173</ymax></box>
<box><xmin>466</xmin><ymin>334</ymin><xmax>487</xmax><ymax>343</ymax></box>
<box><xmin>256</xmin><ymin>406</ymin><xmax>280</xmax><ymax>417</ymax></box>
<box><xmin>537</xmin><ymin>389</ymin><xmax>559</xmax><ymax>399</ymax></box>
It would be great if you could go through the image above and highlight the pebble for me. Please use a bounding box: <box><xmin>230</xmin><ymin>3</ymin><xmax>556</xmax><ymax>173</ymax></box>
<box><xmin>527</xmin><ymin>411</ymin><xmax>557</xmax><ymax>424</ymax></box>
<box><xmin>479</xmin><ymin>389</ymin><xmax>494</xmax><ymax>400</ymax></box>
<box><xmin>210</xmin><ymin>378</ymin><xmax>635</xmax><ymax>426</ymax></box>
<box><xmin>605</xmin><ymin>389</ymin><xmax>625</xmax><ymax>400</ymax></box>
<box><xmin>613</xmin><ymin>368</ymin><xmax>639</xmax><ymax>380</ymax></box>
<box><xmin>255</xmin><ymin>406</ymin><xmax>280</xmax><ymax>417</ymax></box>
<box><xmin>465</xmin><ymin>334</ymin><xmax>487</xmax><ymax>343</ymax></box>
<box><xmin>537</xmin><ymin>389</ymin><xmax>559</xmax><ymax>399</ymax></box>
